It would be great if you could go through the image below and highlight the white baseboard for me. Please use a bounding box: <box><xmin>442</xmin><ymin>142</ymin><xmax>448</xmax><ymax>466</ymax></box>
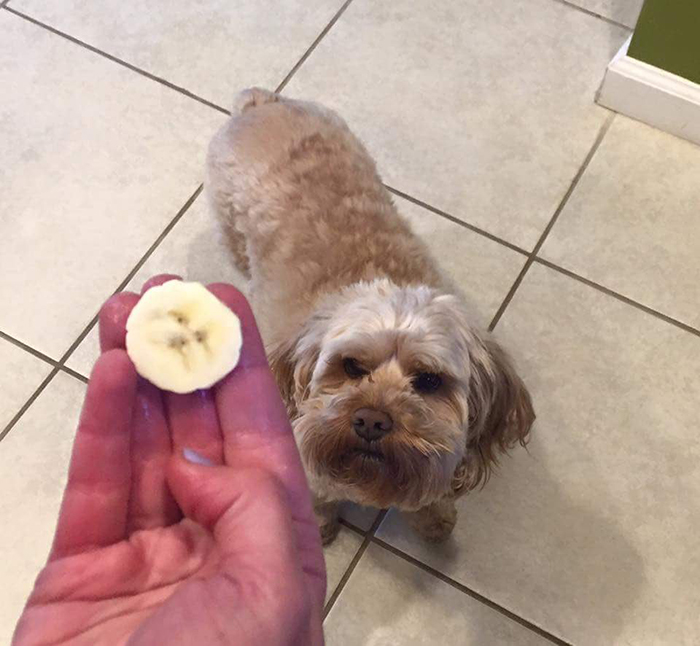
<box><xmin>597</xmin><ymin>36</ymin><xmax>700</xmax><ymax>146</ymax></box>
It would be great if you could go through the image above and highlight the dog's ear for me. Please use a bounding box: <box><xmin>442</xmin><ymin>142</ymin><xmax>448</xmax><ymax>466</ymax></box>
<box><xmin>267</xmin><ymin>331</ymin><xmax>318</xmax><ymax>420</ymax></box>
<box><xmin>452</xmin><ymin>338</ymin><xmax>535</xmax><ymax>494</ymax></box>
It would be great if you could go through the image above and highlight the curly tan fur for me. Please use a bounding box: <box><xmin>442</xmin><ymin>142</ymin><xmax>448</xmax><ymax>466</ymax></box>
<box><xmin>206</xmin><ymin>88</ymin><xmax>534</xmax><ymax>543</ymax></box>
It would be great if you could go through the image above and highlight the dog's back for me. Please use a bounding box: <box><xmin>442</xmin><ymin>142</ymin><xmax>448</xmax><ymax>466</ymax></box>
<box><xmin>206</xmin><ymin>88</ymin><xmax>444</xmax><ymax>342</ymax></box>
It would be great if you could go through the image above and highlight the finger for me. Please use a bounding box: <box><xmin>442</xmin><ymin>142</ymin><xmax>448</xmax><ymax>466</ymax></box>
<box><xmin>104</xmin><ymin>274</ymin><xmax>223</xmax><ymax>467</ymax></box>
<box><xmin>207</xmin><ymin>285</ymin><xmax>326</xmax><ymax>607</ymax></box>
<box><xmin>98</xmin><ymin>275</ymin><xmax>182</xmax><ymax>353</ymax></box>
<box><xmin>165</xmin><ymin>389</ymin><xmax>224</xmax><ymax>465</ymax></box>
<box><xmin>207</xmin><ymin>285</ymin><xmax>313</xmax><ymax>512</ymax></box>
<box><xmin>51</xmin><ymin>350</ymin><xmax>136</xmax><ymax>559</ymax></box>
<box><xmin>99</xmin><ymin>292</ymin><xmax>139</xmax><ymax>352</ymax></box>
<box><xmin>140</xmin><ymin>273</ymin><xmax>182</xmax><ymax>294</ymax></box>
<box><xmin>127</xmin><ymin>380</ymin><xmax>181</xmax><ymax>531</ymax></box>
<box><xmin>146</xmin><ymin>276</ymin><xmax>222</xmax><ymax>463</ymax></box>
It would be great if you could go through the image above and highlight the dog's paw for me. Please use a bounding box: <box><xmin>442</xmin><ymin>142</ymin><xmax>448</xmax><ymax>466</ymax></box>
<box><xmin>408</xmin><ymin>502</ymin><xmax>457</xmax><ymax>543</ymax></box>
<box><xmin>319</xmin><ymin>520</ymin><xmax>341</xmax><ymax>546</ymax></box>
<box><xmin>415</xmin><ymin>515</ymin><xmax>456</xmax><ymax>543</ymax></box>
<box><xmin>233</xmin><ymin>87</ymin><xmax>279</xmax><ymax>115</ymax></box>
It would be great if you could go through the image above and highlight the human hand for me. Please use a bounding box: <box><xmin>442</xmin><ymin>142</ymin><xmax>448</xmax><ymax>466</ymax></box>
<box><xmin>13</xmin><ymin>276</ymin><xmax>326</xmax><ymax>646</ymax></box>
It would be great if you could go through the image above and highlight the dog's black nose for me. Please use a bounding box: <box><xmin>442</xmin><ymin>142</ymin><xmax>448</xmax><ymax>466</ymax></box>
<box><xmin>353</xmin><ymin>408</ymin><xmax>393</xmax><ymax>442</ymax></box>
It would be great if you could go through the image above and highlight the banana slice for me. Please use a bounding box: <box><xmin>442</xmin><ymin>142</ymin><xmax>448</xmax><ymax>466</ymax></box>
<box><xmin>125</xmin><ymin>281</ymin><xmax>242</xmax><ymax>394</ymax></box>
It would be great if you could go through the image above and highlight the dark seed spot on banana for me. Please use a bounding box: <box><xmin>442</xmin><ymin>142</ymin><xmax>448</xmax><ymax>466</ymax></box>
<box><xmin>169</xmin><ymin>336</ymin><xmax>188</xmax><ymax>349</ymax></box>
<box><xmin>169</xmin><ymin>310</ymin><xmax>188</xmax><ymax>325</ymax></box>
<box><xmin>194</xmin><ymin>330</ymin><xmax>207</xmax><ymax>343</ymax></box>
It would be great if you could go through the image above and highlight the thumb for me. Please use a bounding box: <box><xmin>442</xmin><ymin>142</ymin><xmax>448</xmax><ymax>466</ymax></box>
<box><xmin>167</xmin><ymin>450</ymin><xmax>302</xmax><ymax>580</ymax></box>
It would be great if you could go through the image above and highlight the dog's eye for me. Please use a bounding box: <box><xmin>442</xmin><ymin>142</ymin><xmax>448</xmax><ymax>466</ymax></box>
<box><xmin>343</xmin><ymin>357</ymin><xmax>368</xmax><ymax>378</ymax></box>
<box><xmin>413</xmin><ymin>372</ymin><xmax>442</xmax><ymax>394</ymax></box>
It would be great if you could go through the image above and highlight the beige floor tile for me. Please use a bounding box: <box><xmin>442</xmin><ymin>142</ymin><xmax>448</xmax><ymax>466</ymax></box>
<box><xmin>378</xmin><ymin>263</ymin><xmax>700</xmax><ymax>645</ymax></box>
<box><xmin>569</xmin><ymin>0</ymin><xmax>643</xmax><ymax>28</ymax></box>
<box><xmin>339</xmin><ymin>503</ymin><xmax>379</xmax><ymax>532</ymax></box>
<box><xmin>285</xmin><ymin>0</ymin><xmax>628</xmax><ymax>248</ymax></box>
<box><xmin>0</xmin><ymin>340</ymin><xmax>52</xmax><ymax>431</ymax></box>
<box><xmin>64</xmin><ymin>328</ymin><xmax>100</xmax><ymax>378</ymax></box>
<box><xmin>10</xmin><ymin>0</ymin><xmax>347</xmax><ymax>107</ymax></box>
<box><xmin>398</xmin><ymin>197</ymin><xmax>526</xmax><ymax>328</ymax></box>
<box><xmin>541</xmin><ymin>116</ymin><xmax>700</xmax><ymax>330</ymax></box>
<box><xmin>0</xmin><ymin>12</ymin><xmax>225</xmax><ymax>358</ymax></box>
<box><xmin>323</xmin><ymin>527</ymin><xmax>363</xmax><ymax>603</ymax></box>
<box><xmin>325</xmin><ymin>543</ymin><xmax>550</xmax><ymax>645</ymax></box>
<box><xmin>0</xmin><ymin>373</ymin><xmax>85</xmax><ymax>645</ymax></box>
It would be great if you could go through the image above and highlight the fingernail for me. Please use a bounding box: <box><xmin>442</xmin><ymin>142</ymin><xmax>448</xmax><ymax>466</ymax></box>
<box><xmin>183</xmin><ymin>448</ymin><xmax>214</xmax><ymax>466</ymax></box>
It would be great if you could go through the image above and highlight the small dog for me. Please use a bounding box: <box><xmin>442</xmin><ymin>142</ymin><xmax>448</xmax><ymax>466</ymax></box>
<box><xmin>206</xmin><ymin>88</ymin><xmax>534</xmax><ymax>544</ymax></box>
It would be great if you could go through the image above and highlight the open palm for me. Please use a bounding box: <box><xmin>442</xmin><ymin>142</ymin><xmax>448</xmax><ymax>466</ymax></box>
<box><xmin>13</xmin><ymin>277</ymin><xmax>326</xmax><ymax>646</ymax></box>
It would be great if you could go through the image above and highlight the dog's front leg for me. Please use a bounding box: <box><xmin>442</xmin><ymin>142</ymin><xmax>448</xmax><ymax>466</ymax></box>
<box><xmin>405</xmin><ymin>496</ymin><xmax>457</xmax><ymax>543</ymax></box>
<box><xmin>314</xmin><ymin>499</ymin><xmax>340</xmax><ymax>545</ymax></box>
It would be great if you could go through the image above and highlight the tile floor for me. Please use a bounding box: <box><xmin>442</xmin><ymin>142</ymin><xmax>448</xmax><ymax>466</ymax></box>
<box><xmin>2</xmin><ymin>0</ymin><xmax>698</xmax><ymax>644</ymax></box>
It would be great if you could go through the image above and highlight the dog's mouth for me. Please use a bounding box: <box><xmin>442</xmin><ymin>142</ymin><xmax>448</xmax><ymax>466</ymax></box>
<box><xmin>343</xmin><ymin>446</ymin><xmax>386</xmax><ymax>464</ymax></box>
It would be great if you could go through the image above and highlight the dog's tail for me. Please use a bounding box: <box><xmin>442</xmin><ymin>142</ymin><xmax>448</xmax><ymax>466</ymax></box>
<box><xmin>231</xmin><ymin>87</ymin><xmax>279</xmax><ymax>116</ymax></box>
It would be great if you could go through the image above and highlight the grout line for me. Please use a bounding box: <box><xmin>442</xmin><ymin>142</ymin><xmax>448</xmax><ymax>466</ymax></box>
<box><xmin>111</xmin><ymin>185</ymin><xmax>204</xmax><ymax>297</ymax></box>
<box><xmin>531</xmin><ymin>115</ymin><xmax>616</xmax><ymax>259</ymax></box>
<box><xmin>487</xmin><ymin>259</ymin><xmax>531</xmax><ymax>333</ymax></box>
<box><xmin>488</xmin><ymin>113</ymin><xmax>616</xmax><ymax>332</ymax></box>
<box><xmin>275</xmin><ymin>0</ymin><xmax>355</xmax><ymax>93</ymax></box>
<box><xmin>322</xmin><ymin>535</ymin><xmax>371</xmax><ymax>618</ymax></box>
<box><xmin>534</xmin><ymin>258</ymin><xmax>700</xmax><ymax>338</ymax></box>
<box><xmin>0</xmin><ymin>331</ymin><xmax>88</xmax><ymax>384</ymax></box>
<box><xmin>56</xmin><ymin>313</ymin><xmax>100</xmax><ymax>369</ymax></box>
<box><xmin>0</xmin><ymin>368</ymin><xmax>60</xmax><ymax>443</ymax></box>
<box><xmin>385</xmin><ymin>185</ymin><xmax>530</xmax><ymax>256</ymax></box>
<box><xmin>371</xmin><ymin>537</ymin><xmax>571</xmax><ymax>646</ymax></box>
<box><xmin>0</xmin><ymin>329</ymin><xmax>61</xmax><ymax>369</ymax></box>
<box><xmin>0</xmin><ymin>1</ymin><xmax>10</xmax><ymax>9</ymax></box>
<box><xmin>338</xmin><ymin>517</ymin><xmax>369</xmax><ymax>536</ymax></box>
<box><xmin>60</xmin><ymin>365</ymin><xmax>89</xmax><ymax>384</ymax></box>
<box><xmin>0</xmin><ymin>329</ymin><xmax>87</xmax><ymax>384</ymax></box>
<box><xmin>3</xmin><ymin>7</ymin><xmax>229</xmax><ymax>115</ymax></box>
<box><xmin>323</xmin><ymin>509</ymin><xmax>387</xmax><ymax>619</ymax></box>
<box><xmin>0</xmin><ymin>185</ymin><xmax>203</xmax><ymax>445</ymax></box>
<box><xmin>549</xmin><ymin>0</ymin><xmax>633</xmax><ymax>31</ymax></box>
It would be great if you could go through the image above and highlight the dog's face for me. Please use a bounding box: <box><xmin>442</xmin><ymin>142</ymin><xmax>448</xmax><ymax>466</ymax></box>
<box><xmin>271</xmin><ymin>281</ymin><xmax>534</xmax><ymax>511</ymax></box>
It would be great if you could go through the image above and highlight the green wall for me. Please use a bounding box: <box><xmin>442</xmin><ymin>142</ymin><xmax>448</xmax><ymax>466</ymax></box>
<box><xmin>629</xmin><ymin>0</ymin><xmax>700</xmax><ymax>85</ymax></box>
